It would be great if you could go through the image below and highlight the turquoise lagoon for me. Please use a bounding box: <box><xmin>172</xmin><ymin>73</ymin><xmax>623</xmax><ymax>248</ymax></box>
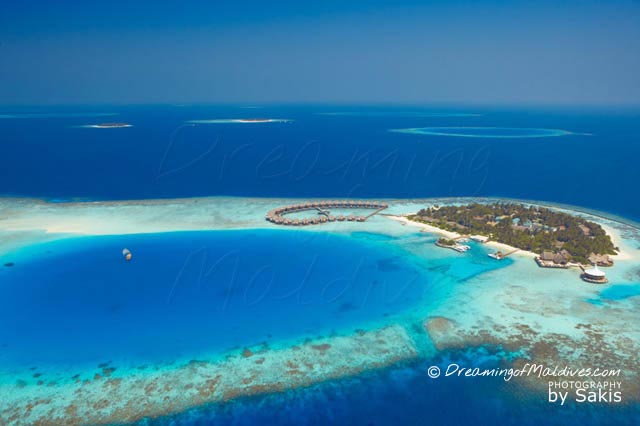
<box><xmin>0</xmin><ymin>229</ymin><xmax>509</xmax><ymax>376</ymax></box>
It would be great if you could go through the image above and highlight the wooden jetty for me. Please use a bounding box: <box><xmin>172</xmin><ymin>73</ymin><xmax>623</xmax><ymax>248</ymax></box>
<box><xmin>265</xmin><ymin>201</ymin><xmax>388</xmax><ymax>226</ymax></box>
<box><xmin>489</xmin><ymin>248</ymin><xmax>519</xmax><ymax>260</ymax></box>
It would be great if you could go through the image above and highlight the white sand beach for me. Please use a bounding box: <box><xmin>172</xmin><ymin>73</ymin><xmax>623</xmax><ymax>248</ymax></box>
<box><xmin>386</xmin><ymin>214</ymin><xmax>538</xmax><ymax>259</ymax></box>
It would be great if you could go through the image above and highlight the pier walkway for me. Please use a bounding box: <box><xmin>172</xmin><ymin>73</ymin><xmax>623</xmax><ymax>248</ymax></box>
<box><xmin>501</xmin><ymin>248</ymin><xmax>520</xmax><ymax>257</ymax></box>
<box><xmin>266</xmin><ymin>201</ymin><xmax>388</xmax><ymax>226</ymax></box>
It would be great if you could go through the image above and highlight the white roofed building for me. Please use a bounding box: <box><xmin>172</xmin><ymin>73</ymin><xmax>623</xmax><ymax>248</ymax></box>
<box><xmin>582</xmin><ymin>264</ymin><xmax>608</xmax><ymax>284</ymax></box>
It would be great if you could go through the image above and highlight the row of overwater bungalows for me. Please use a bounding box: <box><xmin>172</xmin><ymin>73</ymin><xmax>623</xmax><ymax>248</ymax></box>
<box><xmin>266</xmin><ymin>201</ymin><xmax>388</xmax><ymax>226</ymax></box>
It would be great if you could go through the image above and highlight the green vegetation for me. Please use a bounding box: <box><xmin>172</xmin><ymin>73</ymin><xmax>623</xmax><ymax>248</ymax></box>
<box><xmin>436</xmin><ymin>237</ymin><xmax>457</xmax><ymax>246</ymax></box>
<box><xmin>410</xmin><ymin>203</ymin><xmax>617</xmax><ymax>264</ymax></box>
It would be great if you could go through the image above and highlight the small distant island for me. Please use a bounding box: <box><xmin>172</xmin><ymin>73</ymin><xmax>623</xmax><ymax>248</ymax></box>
<box><xmin>232</xmin><ymin>118</ymin><xmax>292</xmax><ymax>124</ymax></box>
<box><xmin>187</xmin><ymin>118</ymin><xmax>292</xmax><ymax>124</ymax></box>
<box><xmin>409</xmin><ymin>202</ymin><xmax>618</xmax><ymax>266</ymax></box>
<box><xmin>237</xmin><ymin>118</ymin><xmax>272</xmax><ymax>123</ymax></box>
<box><xmin>91</xmin><ymin>122</ymin><xmax>132</xmax><ymax>128</ymax></box>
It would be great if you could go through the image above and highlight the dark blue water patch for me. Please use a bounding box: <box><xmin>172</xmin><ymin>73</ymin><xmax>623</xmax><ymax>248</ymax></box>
<box><xmin>585</xmin><ymin>298</ymin><xmax>604</xmax><ymax>307</ymax></box>
<box><xmin>0</xmin><ymin>230</ymin><xmax>429</xmax><ymax>369</ymax></box>
<box><xmin>376</xmin><ymin>257</ymin><xmax>403</xmax><ymax>272</ymax></box>
<box><xmin>318</xmin><ymin>111</ymin><xmax>481</xmax><ymax>117</ymax></box>
<box><xmin>599</xmin><ymin>284</ymin><xmax>640</xmax><ymax>301</ymax></box>
<box><xmin>141</xmin><ymin>350</ymin><xmax>640</xmax><ymax>426</ymax></box>
<box><xmin>1</xmin><ymin>105</ymin><xmax>639</xmax><ymax>222</ymax></box>
<box><xmin>0</xmin><ymin>112</ymin><xmax>119</xmax><ymax>119</ymax></box>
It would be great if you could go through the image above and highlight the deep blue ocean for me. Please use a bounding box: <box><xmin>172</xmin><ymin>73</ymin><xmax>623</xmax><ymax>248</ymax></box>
<box><xmin>146</xmin><ymin>357</ymin><xmax>639</xmax><ymax>426</ymax></box>
<box><xmin>1</xmin><ymin>105</ymin><xmax>639</xmax><ymax>425</ymax></box>
<box><xmin>1</xmin><ymin>105</ymin><xmax>639</xmax><ymax>220</ymax></box>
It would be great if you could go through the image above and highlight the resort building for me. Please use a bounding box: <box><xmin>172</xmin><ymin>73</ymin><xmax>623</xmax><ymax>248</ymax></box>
<box><xmin>588</xmin><ymin>253</ymin><xmax>614</xmax><ymax>267</ymax></box>
<box><xmin>579</xmin><ymin>224</ymin><xmax>591</xmax><ymax>236</ymax></box>
<box><xmin>582</xmin><ymin>265</ymin><xmax>608</xmax><ymax>284</ymax></box>
<box><xmin>536</xmin><ymin>250</ymin><xmax>571</xmax><ymax>268</ymax></box>
<box><xmin>470</xmin><ymin>235</ymin><xmax>489</xmax><ymax>243</ymax></box>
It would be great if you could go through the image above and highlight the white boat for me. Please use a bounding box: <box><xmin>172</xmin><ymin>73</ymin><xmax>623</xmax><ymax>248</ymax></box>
<box><xmin>470</xmin><ymin>235</ymin><xmax>489</xmax><ymax>243</ymax></box>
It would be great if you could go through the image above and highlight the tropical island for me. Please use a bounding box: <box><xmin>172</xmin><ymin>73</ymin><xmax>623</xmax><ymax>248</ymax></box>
<box><xmin>187</xmin><ymin>118</ymin><xmax>292</xmax><ymax>124</ymax></box>
<box><xmin>408</xmin><ymin>202</ymin><xmax>618</xmax><ymax>265</ymax></box>
<box><xmin>237</xmin><ymin>118</ymin><xmax>273</xmax><ymax>123</ymax></box>
<box><xmin>91</xmin><ymin>122</ymin><xmax>132</xmax><ymax>128</ymax></box>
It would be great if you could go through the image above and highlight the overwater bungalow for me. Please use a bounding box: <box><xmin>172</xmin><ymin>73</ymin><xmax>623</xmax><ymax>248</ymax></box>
<box><xmin>582</xmin><ymin>265</ymin><xmax>608</xmax><ymax>284</ymax></box>
<box><xmin>588</xmin><ymin>253</ymin><xmax>614</xmax><ymax>267</ymax></box>
<box><xmin>536</xmin><ymin>250</ymin><xmax>571</xmax><ymax>268</ymax></box>
<box><xmin>264</xmin><ymin>200</ymin><xmax>389</xmax><ymax>226</ymax></box>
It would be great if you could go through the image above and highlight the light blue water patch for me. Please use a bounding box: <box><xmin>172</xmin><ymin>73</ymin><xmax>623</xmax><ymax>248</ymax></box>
<box><xmin>391</xmin><ymin>126</ymin><xmax>585</xmax><ymax>138</ymax></box>
<box><xmin>0</xmin><ymin>230</ymin><xmax>430</xmax><ymax>370</ymax></box>
<box><xmin>348</xmin><ymin>232</ymin><xmax>515</xmax><ymax>318</ymax></box>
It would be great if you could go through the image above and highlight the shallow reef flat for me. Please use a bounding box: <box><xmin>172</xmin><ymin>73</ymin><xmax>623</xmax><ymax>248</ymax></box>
<box><xmin>0</xmin><ymin>326</ymin><xmax>416</xmax><ymax>426</ymax></box>
<box><xmin>390</xmin><ymin>126</ymin><xmax>583</xmax><ymax>138</ymax></box>
<box><xmin>2</xmin><ymin>196</ymin><xmax>637</xmax><ymax>258</ymax></box>
<box><xmin>425</xmin><ymin>266</ymin><xmax>640</xmax><ymax>392</ymax></box>
<box><xmin>0</xmin><ymin>196</ymin><xmax>639</xmax><ymax>425</ymax></box>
